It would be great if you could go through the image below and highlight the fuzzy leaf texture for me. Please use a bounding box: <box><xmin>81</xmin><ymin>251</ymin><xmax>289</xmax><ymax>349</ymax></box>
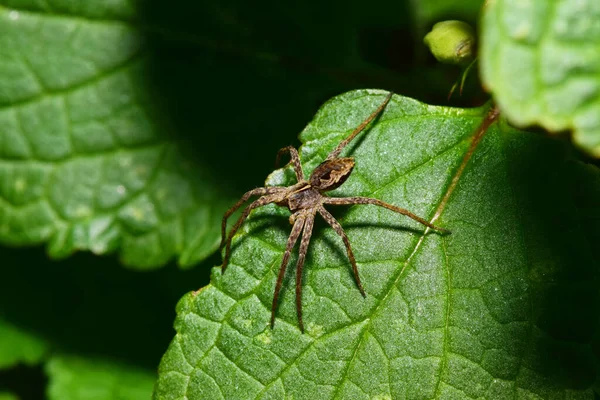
<box><xmin>480</xmin><ymin>0</ymin><xmax>600</xmax><ymax>156</ymax></box>
<box><xmin>155</xmin><ymin>91</ymin><xmax>600</xmax><ymax>399</ymax></box>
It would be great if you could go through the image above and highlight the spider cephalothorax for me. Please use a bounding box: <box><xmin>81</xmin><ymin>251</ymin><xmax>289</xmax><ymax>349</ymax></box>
<box><xmin>220</xmin><ymin>92</ymin><xmax>448</xmax><ymax>332</ymax></box>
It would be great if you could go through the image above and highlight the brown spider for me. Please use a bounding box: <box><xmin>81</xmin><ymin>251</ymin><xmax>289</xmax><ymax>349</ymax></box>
<box><xmin>221</xmin><ymin>92</ymin><xmax>448</xmax><ymax>332</ymax></box>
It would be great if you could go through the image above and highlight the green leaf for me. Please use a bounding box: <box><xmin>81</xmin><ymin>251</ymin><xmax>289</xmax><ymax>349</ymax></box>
<box><xmin>46</xmin><ymin>354</ymin><xmax>155</xmax><ymax>400</ymax></box>
<box><xmin>0</xmin><ymin>245</ymin><xmax>211</xmax><ymax>372</ymax></box>
<box><xmin>0</xmin><ymin>317</ymin><xmax>48</xmax><ymax>369</ymax></box>
<box><xmin>0</xmin><ymin>392</ymin><xmax>18</xmax><ymax>400</ymax></box>
<box><xmin>0</xmin><ymin>4</ymin><xmax>233</xmax><ymax>268</ymax></box>
<box><xmin>155</xmin><ymin>90</ymin><xmax>599</xmax><ymax>398</ymax></box>
<box><xmin>414</xmin><ymin>0</ymin><xmax>483</xmax><ymax>28</ymax></box>
<box><xmin>480</xmin><ymin>0</ymin><xmax>600</xmax><ymax>156</ymax></box>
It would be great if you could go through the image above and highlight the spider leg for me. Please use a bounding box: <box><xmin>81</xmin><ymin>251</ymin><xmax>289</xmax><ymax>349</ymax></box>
<box><xmin>221</xmin><ymin>187</ymin><xmax>284</xmax><ymax>251</ymax></box>
<box><xmin>222</xmin><ymin>193</ymin><xmax>282</xmax><ymax>272</ymax></box>
<box><xmin>323</xmin><ymin>196</ymin><xmax>450</xmax><ymax>233</ymax></box>
<box><xmin>326</xmin><ymin>92</ymin><xmax>393</xmax><ymax>161</ymax></box>
<box><xmin>317</xmin><ymin>206</ymin><xmax>366</xmax><ymax>297</ymax></box>
<box><xmin>294</xmin><ymin>212</ymin><xmax>315</xmax><ymax>333</ymax></box>
<box><xmin>271</xmin><ymin>215</ymin><xmax>305</xmax><ymax>329</ymax></box>
<box><xmin>275</xmin><ymin>146</ymin><xmax>305</xmax><ymax>181</ymax></box>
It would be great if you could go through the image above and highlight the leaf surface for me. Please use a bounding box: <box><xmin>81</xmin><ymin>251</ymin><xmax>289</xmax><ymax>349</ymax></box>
<box><xmin>46</xmin><ymin>355</ymin><xmax>155</xmax><ymax>400</ymax></box>
<box><xmin>480</xmin><ymin>0</ymin><xmax>600</xmax><ymax>156</ymax></box>
<box><xmin>0</xmin><ymin>318</ymin><xmax>48</xmax><ymax>369</ymax></box>
<box><xmin>0</xmin><ymin>3</ymin><xmax>235</xmax><ymax>267</ymax></box>
<box><xmin>155</xmin><ymin>91</ymin><xmax>599</xmax><ymax>399</ymax></box>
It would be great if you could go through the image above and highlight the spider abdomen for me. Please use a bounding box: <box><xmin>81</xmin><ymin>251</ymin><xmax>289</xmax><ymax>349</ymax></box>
<box><xmin>288</xmin><ymin>186</ymin><xmax>321</xmax><ymax>211</ymax></box>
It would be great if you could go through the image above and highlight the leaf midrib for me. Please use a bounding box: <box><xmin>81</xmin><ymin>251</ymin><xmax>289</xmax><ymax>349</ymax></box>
<box><xmin>329</xmin><ymin>108</ymin><xmax>489</xmax><ymax>399</ymax></box>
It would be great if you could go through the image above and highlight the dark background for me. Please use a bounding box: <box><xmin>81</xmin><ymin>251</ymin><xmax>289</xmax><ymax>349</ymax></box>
<box><xmin>0</xmin><ymin>0</ymin><xmax>484</xmax><ymax>398</ymax></box>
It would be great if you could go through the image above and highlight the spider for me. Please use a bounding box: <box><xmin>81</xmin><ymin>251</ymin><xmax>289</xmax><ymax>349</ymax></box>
<box><xmin>221</xmin><ymin>92</ymin><xmax>449</xmax><ymax>332</ymax></box>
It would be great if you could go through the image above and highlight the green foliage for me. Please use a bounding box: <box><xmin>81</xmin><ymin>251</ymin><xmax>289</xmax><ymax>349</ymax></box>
<box><xmin>46</xmin><ymin>355</ymin><xmax>155</xmax><ymax>400</ymax></box>
<box><xmin>414</xmin><ymin>0</ymin><xmax>483</xmax><ymax>28</ymax></box>
<box><xmin>155</xmin><ymin>91</ymin><xmax>599</xmax><ymax>398</ymax></box>
<box><xmin>0</xmin><ymin>4</ymin><xmax>228</xmax><ymax>268</ymax></box>
<box><xmin>481</xmin><ymin>0</ymin><xmax>600</xmax><ymax>156</ymax></box>
<box><xmin>0</xmin><ymin>244</ymin><xmax>201</xmax><ymax>399</ymax></box>
<box><xmin>0</xmin><ymin>0</ymin><xmax>598</xmax><ymax>399</ymax></box>
<box><xmin>0</xmin><ymin>319</ymin><xmax>48</xmax><ymax>370</ymax></box>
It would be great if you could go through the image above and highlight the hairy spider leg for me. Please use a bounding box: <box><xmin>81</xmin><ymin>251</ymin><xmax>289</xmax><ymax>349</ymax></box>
<box><xmin>271</xmin><ymin>216</ymin><xmax>305</xmax><ymax>328</ymax></box>
<box><xmin>222</xmin><ymin>193</ymin><xmax>284</xmax><ymax>272</ymax></box>
<box><xmin>324</xmin><ymin>196</ymin><xmax>450</xmax><ymax>233</ymax></box>
<box><xmin>317</xmin><ymin>206</ymin><xmax>366</xmax><ymax>297</ymax></box>
<box><xmin>275</xmin><ymin>146</ymin><xmax>305</xmax><ymax>181</ymax></box>
<box><xmin>220</xmin><ymin>187</ymin><xmax>285</xmax><ymax>251</ymax></box>
<box><xmin>294</xmin><ymin>212</ymin><xmax>315</xmax><ymax>333</ymax></box>
<box><xmin>326</xmin><ymin>92</ymin><xmax>394</xmax><ymax>161</ymax></box>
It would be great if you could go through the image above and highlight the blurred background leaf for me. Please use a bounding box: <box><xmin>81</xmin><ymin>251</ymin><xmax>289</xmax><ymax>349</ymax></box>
<box><xmin>0</xmin><ymin>4</ymin><xmax>227</xmax><ymax>268</ymax></box>
<box><xmin>0</xmin><ymin>392</ymin><xmax>18</xmax><ymax>400</ymax></box>
<box><xmin>0</xmin><ymin>246</ymin><xmax>213</xmax><ymax>398</ymax></box>
<box><xmin>0</xmin><ymin>319</ymin><xmax>48</xmax><ymax>370</ymax></box>
<box><xmin>480</xmin><ymin>0</ymin><xmax>600</xmax><ymax>156</ymax></box>
<box><xmin>45</xmin><ymin>355</ymin><xmax>155</xmax><ymax>400</ymax></box>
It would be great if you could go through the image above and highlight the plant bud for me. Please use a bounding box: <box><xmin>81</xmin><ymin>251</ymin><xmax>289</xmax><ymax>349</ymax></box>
<box><xmin>424</xmin><ymin>20</ymin><xmax>476</xmax><ymax>65</ymax></box>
